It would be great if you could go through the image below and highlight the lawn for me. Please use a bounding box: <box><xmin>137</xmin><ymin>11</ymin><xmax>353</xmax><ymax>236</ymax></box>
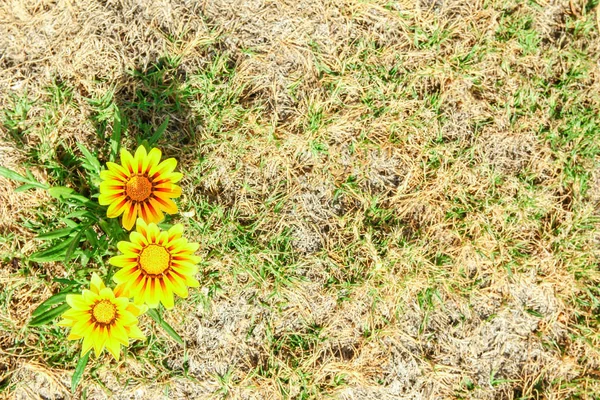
<box><xmin>1</xmin><ymin>0</ymin><xmax>600</xmax><ymax>399</ymax></box>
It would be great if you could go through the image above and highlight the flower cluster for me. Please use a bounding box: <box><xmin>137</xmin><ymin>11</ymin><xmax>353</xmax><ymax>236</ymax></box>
<box><xmin>59</xmin><ymin>146</ymin><xmax>199</xmax><ymax>360</ymax></box>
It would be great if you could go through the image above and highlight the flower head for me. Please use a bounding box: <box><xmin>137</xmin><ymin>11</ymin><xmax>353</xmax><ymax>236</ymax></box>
<box><xmin>99</xmin><ymin>146</ymin><xmax>182</xmax><ymax>230</ymax></box>
<box><xmin>58</xmin><ymin>273</ymin><xmax>146</xmax><ymax>360</ymax></box>
<box><xmin>110</xmin><ymin>219</ymin><xmax>201</xmax><ymax>309</ymax></box>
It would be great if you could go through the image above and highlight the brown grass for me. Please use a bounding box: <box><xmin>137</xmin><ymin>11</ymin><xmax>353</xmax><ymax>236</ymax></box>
<box><xmin>1</xmin><ymin>0</ymin><xmax>600</xmax><ymax>399</ymax></box>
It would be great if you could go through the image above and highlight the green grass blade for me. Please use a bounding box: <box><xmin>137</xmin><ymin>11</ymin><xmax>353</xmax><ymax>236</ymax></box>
<box><xmin>148</xmin><ymin>116</ymin><xmax>169</xmax><ymax>146</ymax></box>
<box><xmin>64</xmin><ymin>231</ymin><xmax>83</xmax><ymax>262</ymax></box>
<box><xmin>37</xmin><ymin>227</ymin><xmax>76</xmax><ymax>241</ymax></box>
<box><xmin>0</xmin><ymin>166</ymin><xmax>30</xmax><ymax>183</ymax></box>
<box><xmin>110</xmin><ymin>109</ymin><xmax>122</xmax><ymax>162</ymax></box>
<box><xmin>14</xmin><ymin>183</ymin><xmax>44</xmax><ymax>192</ymax></box>
<box><xmin>28</xmin><ymin>303</ymin><xmax>70</xmax><ymax>326</ymax></box>
<box><xmin>31</xmin><ymin>291</ymin><xmax>74</xmax><ymax>318</ymax></box>
<box><xmin>29</xmin><ymin>239</ymin><xmax>73</xmax><ymax>262</ymax></box>
<box><xmin>71</xmin><ymin>350</ymin><xmax>90</xmax><ymax>393</ymax></box>
<box><xmin>147</xmin><ymin>308</ymin><xmax>184</xmax><ymax>345</ymax></box>
<box><xmin>0</xmin><ymin>166</ymin><xmax>48</xmax><ymax>188</ymax></box>
<box><xmin>76</xmin><ymin>142</ymin><xmax>101</xmax><ymax>174</ymax></box>
<box><xmin>48</xmin><ymin>186</ymin><xmax>75</xmax><ymax>200</ymax></box>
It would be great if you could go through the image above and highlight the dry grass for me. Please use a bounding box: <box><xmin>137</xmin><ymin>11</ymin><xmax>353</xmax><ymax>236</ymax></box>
<box><xmin>1</xmin><ymin>0</ymin><xmax>600</xmax><ymax>398</ymax></box>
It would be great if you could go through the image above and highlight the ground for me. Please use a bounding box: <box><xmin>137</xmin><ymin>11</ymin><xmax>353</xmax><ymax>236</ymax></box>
<box><xmin>1</xmin><ymin>0</ymin><xmax>600</xmax><ymax>399</ymax></box>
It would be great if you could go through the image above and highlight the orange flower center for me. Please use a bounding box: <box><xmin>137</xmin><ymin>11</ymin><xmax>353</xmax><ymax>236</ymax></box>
<box><xmin>126</xmin><ymin>175</ymin><xmax>152</xmax><ymax>202</ymax></box>
<box><xmin>139</xmin><ymin>244</ymin><xmax>171</xmax><ymax>275</ymax></box>
<box><xmin>92</xmin><ymin>300</ymin><xmax>116</xmax><ymax>324</ymax></box>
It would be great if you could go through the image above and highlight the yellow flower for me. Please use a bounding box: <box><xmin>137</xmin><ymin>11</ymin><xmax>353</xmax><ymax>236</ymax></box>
<box><xmin>99</xmin><ymin>146</ymin><xmax>183</xmax><ymax>230</ymax></box>
<box><xmin>58</xmin><ymin>273</ymin><xmax>146</xmax><ymax>360</ymax></box>
<box><xmin>109</xmin><ymin>218</ymin><xmax>201</xmax><ymax>309</ymax></box>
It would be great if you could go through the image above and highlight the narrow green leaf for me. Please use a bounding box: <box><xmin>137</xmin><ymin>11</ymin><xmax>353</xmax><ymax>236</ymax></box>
<box><xmin>65</xmin><ymin>231</ymin><xmax>83</xmax><ymax>262</ymax></box>
<box><xmin>37</xmin><ymin>228</ymin><xmax>75</xmax><ymax>241</ymax></box>
<box><xmin>29</xmin><ymin>239</ymin><xmax>72</xmax><ymax>262</ymax></box>
<box><xmin>110</xmin><ymin>110</ymin><xmax>122</xmax><ymax>162</ymax></box>
<box><xmin>28</xmin><ymin>303</ymin><xmax>70</xmax><ymax>326</ymax></box>
<box><xmin>0</xmin><ymin>166</ymin><xmax>47</xmax><ymax>188</ymax></box>
<box><xmin>53</xmin><ymin>278</ymin><xmax>79</xmax><ymax>285</ymax></box>
<box><xmin>71</xmin><ymin>350</ymin><xmax>90</xmax><ymax>393</ymax></box>
<box><xmin>148</xmin><ymin>117</ymin><xmax>169</xmax><ymax>145</ymax></box>
<box><xmin>83</xmin><ymin>228</ymin><xmax>99</xmax><ymax>248</ymax></box>
<box><xmin>0</xmin><ymin>166</ymin><xmax>29</xmax><ymax>183</ymax></box>
<box><xmin>76</xmin><ymin>142</ymin><xmax>101</xmax><ymax>174</ymax></box>
<box><xmin>48</xmin><ymin>186</ymin><xmax>75</xmax><ymax>199</ymax></box>
<box><xmin>63</xmin><ymin>210</ymin><xmax>95</xmax><ymax>220</ymax></box>
<box><xmin>31</xmin><ymin>292</ymin><xmax>74</xmax><ymax>318</ymax></box>
<box><xmin>147</xmin><ymin>308</ymin><xmax>184</xmax><ymax>345</ymax></box>
<box><xmin>14</xmin><ymin>183</ymin><xmax>44</xmax><ymax>192</ymax></box>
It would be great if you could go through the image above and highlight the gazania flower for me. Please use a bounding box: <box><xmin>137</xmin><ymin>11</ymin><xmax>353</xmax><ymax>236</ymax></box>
<box><xmin>99</xmin><ymin>146</ymin><xmax>183</xmax><ymax>230</ymax></box>
<box><xmin>110</xmin><ymin>219</ymin><xmax>201</xmax><ymax>309</ymax></box>
<box><xmin>58</xmin><ymin>273</ymin><xmax>146</xmax><ymax>360</ymax></box>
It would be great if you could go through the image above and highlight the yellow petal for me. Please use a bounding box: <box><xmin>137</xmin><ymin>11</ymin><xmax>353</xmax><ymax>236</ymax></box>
<box><xmin>120</xmin><ymin>148</ymin><xmax>136</xmax><ymax>174</ymax></box>
<box><xmin>149</xmin><ymin>157</ymin><xmax>177</xmax><ymax>178</ymax></box>
<box><xmin>117</xmin><ymin>240</ymin><xmax>142</xmax><ymax>255</ymax></box>
<box><xmin>166</xmin><ymin>273</ymin><xmax>189</xmax><ymax>298</ymax></box>
<box><xmin>110</xmin><ymin>323</ymin><xmax>129</xmax><ymax>346</ymax></box>
<box><xmin>135</xmin><ymin>218</ymin><xmax>149</xmax><ymax>236</ymax></box>
<box><xmin>147</xmin><ymin>222</ymin><xmax>161</xmax><ymax>243</ymax></box>
<box><xmin>106</xmin><ymin>162</ymin><xmax>129</xmax><ymax>180</ymax></box>
<box><xmin>141</xmin><ymin>200</ymin><xmax>164</xmax><ymax>224</ymax></box>
<box><xmin>90</xmin><ymin>273</ymin><xmax>106</xmax><ymax>295</ymax></box>
<box><xmin>109</xmin><ymin>255</ymin><xmax>138</xmax><ymax>268</ymax></box>
<box><xmin>144</xmin><ymin>279</ymin><xmax>160</xmax><ymax>308</ymax></box>
<box><xmin>152</xmin><ymin>196</ymin><xmax>178</xmax><ymax>215</ymax></box>
<box><xmin>143</xmin><ymin>148</ymin><xmax>162</xmax><ymax>174</ymax></box>
<box><xmin>159</xmin><ymin>280</ymin><xmax>175</xmax><ymax>309</ymax></box>
<box><xmin>105</xmin><ymin>337</ymin><xmax>121</xmax><ymax>361</ymax></box>
<box><xmin>122</xmin><ymin>203</ymin><xmax>138</xmax><ymax>231</ymax></box>
<box><xmin>154</xmin><ymin>184</ymin><xmax>182</xmax><ymax>199</ymax></box>
<box><xmin>130</xmin><ymin>231</ymin><xmax>148</xmax><ymax>247</ymax></box>
<box><xmin>117</xmin><ymin>310</ymin><xmax>139</xmax><ymax>326</ymax></box>
<box><xmin>66</xmin><ymin>294</ymin><xmax>88</xmax><ymax>310</ymax></box>
<box><xmin>127</xmin><ymin>325</ymin><xmax>146</xmax><ymax>341</ymax></box>
<box><xmin>81</xmin><ymin>326</ymin><xmax>97</xmax><ymax>357</ymax></box>
<box><xmin>106</xmin><ymin>198</ymin><xmax>128</xmax><ymax>218</ymax></box>
<box><xmin>133</xmin><ymin>146</ymin><xmax>148</xmax><ymax>174</ymax></box>
<box><xmin>167</xmin><ymin>224</ymin><xmax>184</xmax><ymax>241</ymax></box>
<box><xmin>113</xmin><ymin>267</ymin><xmax>141</xmax><ymax>285</ymax></box>
<box><xmin>99</xmin><ymin>287</ymin><xmax>115</xmax><ymax>300</ymax></box>
<box><xmin>98</xmin><ymin>192</ymin><xmax>125</xmax><ymax>206</ymax></box>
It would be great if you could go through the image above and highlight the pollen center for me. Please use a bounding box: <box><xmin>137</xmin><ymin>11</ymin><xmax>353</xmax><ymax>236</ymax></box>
<box><xmin>139</xmin><ymin>244</ymin><xmax>171</xmax><ymax>275</ymax></box>
<box><xmin>92</xmin><ymin>301</ymin><xmax>116</xmax><ymax>324</ymax></box>
<box><xmin>126</xmin><ymin>175</ymin><xmax>152</xmax><ymax>202</ymax></box>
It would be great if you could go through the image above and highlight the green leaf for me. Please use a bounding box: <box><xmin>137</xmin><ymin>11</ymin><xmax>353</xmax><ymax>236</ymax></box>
<box><xmin>83</xmin><ymin>228</ymin><xmax>99</xmax><ymax>248</ymax></box>
<box><xmin>0</xmin><ymin>166</ymin><xmax>47</xmax><ymax>189</ymax></box>
<box><xmin>29</xmin><ymin>239</ymin><xmax>73</xmax><ymax>262</ymax></box>
<box><xmin>147</xmin><ymin>308</ymin><xmax>184</xmax><ymax>345</ymax></box>
<box><xmin>28</xmin><ymin>303</ymin><xmax>70</xmax><ymax>326</ymax></box>
<box><xmin>63</xmin><ymin>210</ymin><xmax>95</xmax><ymax>220</ymax></box>
<box><xmin>14</xmin><ymin>183</ymin><xmax>42</xmax><ymax>192</ymax></box>
<box><xmin>148</xmin><ymin>117</ymin><xmax>169</xmax><ymax>145</ymax></box>
<box><xmin>0</xmin><ymin>166</ymin><xmax>30</xmax><ymax>183</ymax></box>
<box><xmin>53</xmin><ymin>278</ymin><xmax>79</xmax><ymax>285</ymax></box>
<box><xmin>31</xmin><ymin>291</ymin><xmax>75</xmax><ymax>318</ymax></box>
<box><xmin>37</xmin><ymin>228</ymin><xmax>76</xmax><ymax>241</ymax></box>
<box><xmin>76</xmin><ymin>142</ymin><xmax>101</xmax><ymax>174</ymax></box>
<box><xmin>65</xmin><ymin>231</ymin><xmax>83</xmax><ymax>262</ymax></box>
<box><xmin>71</xmin><ymin>350</ymin><xmax>90</xmax><ymax>393</ymax></box>
<box><xmin>110</xmin><ymin>110</ymin><xmax>122</xmax><ymax>162</ymax></box>
<box><xmin>48</xmin><ymin>186</ymin><xmax>75</xmax><ymax>199</ymax></box>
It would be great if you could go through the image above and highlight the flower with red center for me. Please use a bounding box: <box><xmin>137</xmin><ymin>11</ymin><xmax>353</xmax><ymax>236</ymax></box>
<box><xmin>58</xmin><ymin>273</ymin><xmax>146</xmax><ymax>360</ymax></box>
<box><xmin>98</xmin><ymin>146</ymin><xmax>182</xmax><ymax>230</ymax></box>
<box><xmin>109</xmin><ymin>219</ymin><xmax>201</xmax><ymax>309</ymax></box>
